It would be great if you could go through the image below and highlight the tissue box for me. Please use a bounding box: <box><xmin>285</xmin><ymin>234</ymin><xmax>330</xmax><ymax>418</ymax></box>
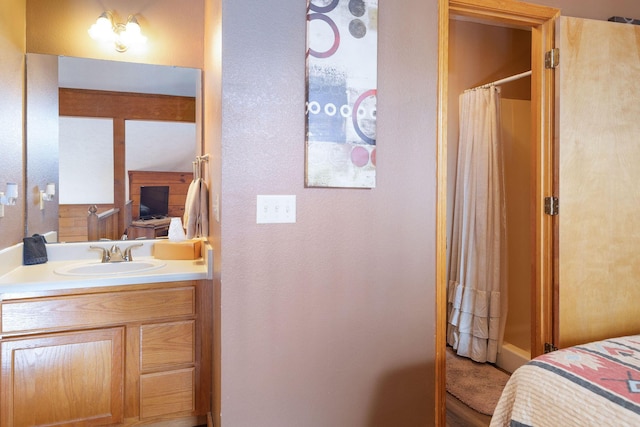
<box><xmin>153</xmin><ymin>239</ymin><xmax>202</xmax><ymax>260</ymax></box>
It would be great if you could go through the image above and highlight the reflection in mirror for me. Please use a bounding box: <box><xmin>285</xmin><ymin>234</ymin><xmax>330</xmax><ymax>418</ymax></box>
<box><xmin>26</xmin><ymin>54</ymin><xmax>201</xmax><ymax>243</ymax></box>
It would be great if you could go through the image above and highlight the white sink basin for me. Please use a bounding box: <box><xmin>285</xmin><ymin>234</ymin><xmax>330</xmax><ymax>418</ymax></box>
<box><xmin>54</xmin><ymin>260</ymin><xmax>166</xmax><ymax>276</ymax></box>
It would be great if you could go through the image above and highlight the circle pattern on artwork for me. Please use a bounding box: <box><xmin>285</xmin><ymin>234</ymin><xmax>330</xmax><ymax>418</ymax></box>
<box><xmin>351</xmin><ymin>146</ymin><xmax>370</xmax><ymax>167</ymax></box>
<box><xmin>352</xmin><ymin>89</ymin><xmax>377</xmax><ymax>145</ymax></box>
<box><xmin>349</xmin><ymin>19</ymin><xmax>367</xmax><ymax>39</ymax></box>
<box><xmin>309</xmin><ymin>0</ymin><xmax>339</xmax><ymax>13</ymax></box>
<box><xmin>307</xmin><ymin>13</ymin><xmax>340</xmax><ymax>58</ymax></box>
<box><xmin>349</xmin><ymin>0</ymin><xmax>366</xmax><ymax>17</ymax></box>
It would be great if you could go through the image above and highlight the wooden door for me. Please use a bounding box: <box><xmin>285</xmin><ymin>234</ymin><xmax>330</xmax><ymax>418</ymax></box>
<box><xmin>0</xmin><ymin>328</ymin><xmax>124</xmax><ymax>427</ymax></box>
<box><xmin>437</xmin><ymin>0</ymin><xmax>559</xmax><ymax>424</ymax></box>
<box><xmin>555</xmin><ymin>16</ymin><xmax>640</xmax><ymax>348</ymax></box>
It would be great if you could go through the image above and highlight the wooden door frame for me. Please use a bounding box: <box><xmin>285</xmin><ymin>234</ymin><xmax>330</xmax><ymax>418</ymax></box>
<box><xmin>435</xmin><ymin>0</ymin><xmax>559</xmax><ymax>424</ymax></box>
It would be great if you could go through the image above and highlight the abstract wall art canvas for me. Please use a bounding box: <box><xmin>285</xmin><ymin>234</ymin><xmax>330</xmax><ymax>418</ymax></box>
<box><xmin>305</xmin><ymin>0</ymin><xmax>378</xmax><ymax>188</ymax></box>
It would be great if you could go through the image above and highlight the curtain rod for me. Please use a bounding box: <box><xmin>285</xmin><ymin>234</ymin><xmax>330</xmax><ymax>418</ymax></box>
<box><xmin>469</xmin><ymin>70</ymin><xmax>532</xmax><ymax>90</ymax></box>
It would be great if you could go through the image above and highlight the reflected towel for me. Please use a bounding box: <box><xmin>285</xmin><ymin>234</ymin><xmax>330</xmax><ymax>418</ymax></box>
<box><xmin>186</xmin><ymin>178</ymin><xmax>209</xmax><ymax>239</ymax></box>
<box><xmin>183</xmin><ymin>178</ymin><xmax>198</xmax><ymax>228</ymax></box>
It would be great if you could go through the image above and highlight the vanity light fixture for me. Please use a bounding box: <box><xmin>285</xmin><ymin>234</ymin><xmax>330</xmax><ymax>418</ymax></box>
<box><xmin>0</xmin><ymin>182</ymin><xmax>18</xmax><ymax>218</ymax></box>
<box><xmin>39</xmin><ymin>183</ymin><xmax>56</xmax><ymax>210</ymax></box>
<box><xmin>88</xmin><ymin>11</ymin><xmax>147</xmax><ymax>52</ymax></box>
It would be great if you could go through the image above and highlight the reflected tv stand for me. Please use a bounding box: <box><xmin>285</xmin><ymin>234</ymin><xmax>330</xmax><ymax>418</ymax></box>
<box><xmin>127</xmin><ymin>217</ymin><xmax>171</xmax><ymax>239</ymax></box>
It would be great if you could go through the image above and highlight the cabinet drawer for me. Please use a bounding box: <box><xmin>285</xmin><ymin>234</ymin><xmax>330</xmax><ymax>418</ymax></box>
<box><xmin>2</xmin><ymin>286</ymin><xmax>195</xmax><ymax>335</ymax></box>
<box><xmin>140</xmin><ymin>368</ymin><xmax>195</xmax><ymax>419</ymax></box>
<box><xmin>141</xmin><ymin>320</ymin><xmax>195</xmax><ymax>370</ymax></box>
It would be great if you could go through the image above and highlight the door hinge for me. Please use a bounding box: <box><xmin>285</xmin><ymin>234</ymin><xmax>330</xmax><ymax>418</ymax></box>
<box><xmin>545</xmin><ymin>48</ymin><xmax>559</xmax><ymax>69</ymax></box>
<box><xmin>544</xmin><ymin>196</ymin><xmax>559</xmax><ymax>216</ymax></box>
<box><xmin>544</xmin><ymin>342</ymin><xmax>558</xmax><ymax>353</ymax></box>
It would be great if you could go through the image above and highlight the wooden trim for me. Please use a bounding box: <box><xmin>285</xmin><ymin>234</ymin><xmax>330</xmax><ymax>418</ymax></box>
<box><xmin>125</xmin><ymin>324</ymin><xmax>141</xmax><ymax>419</ymax></box>
<box><xmin>59</xmin><ymin>89</ymin><xmax>196</xmax><ymax>122</ymax></box>
<box><xmin>87</xmin><ymin>206</ymin><xmax>120</xmax><ymax>241</ymax></box>
<box><xmin>436</xmin><ymin>0</ymin><xmax>559</xmax><ymax>425</ymax></box>
<box><xmin>435</xmin><ymin>2</ymin><xmax>449</xmax><ymax>427</ymax></box>
<box><xmin>531</xmin><ymin>17</ymin><xmax>557</xmax><ymax>360</ymax></box>
<box><xmin>450</xmin><ymin>0</ymin><xmax>559</xmax><ymax>26</ymax></box>
<box><xmin>114</xmin><ymin>118</ymin><xmax>127</xmax><ymax>235</ymax></box>
<box><xmin>197</xmin><ymin>279</ymin><xmax>213</xmax><ymax>417</ymax></box>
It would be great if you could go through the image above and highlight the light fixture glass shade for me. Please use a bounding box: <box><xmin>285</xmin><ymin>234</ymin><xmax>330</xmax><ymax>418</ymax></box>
<box><xmin>4</xmin><ymin>183</ymin><xmax>18</xmax><ymax>205</ymax></box>
<box><xmin>126</xmin><ymin>16</ymin><xmax>141</xmax><ymax>35</ymax></box>
<box><xmin>88</xmin><ymin>12</ymin><xmax>114</xmax><ymax>42</ymax></box>
<box><xmin>40</xmin><ymin>183</ymin><xmax>55</xmax><ymax>209</ymax></box>
<box><xmin>5</xmin><ymin>183</ymin><xmax>18</xmax><ymax>199</ymax></box>
<box><xmin>45</xmin><ymin>183</ymin><xmax>56</xmax><ymax>197</ymax></box>
<box><xmin>90</xmin><ymin>12</ymin><xmax>146</xmax><ymax>52</ymax></box>
<box><xmin>122</xmin><ymin>15</ymin><xmax>147</xmax><ymax>47</ymax></box>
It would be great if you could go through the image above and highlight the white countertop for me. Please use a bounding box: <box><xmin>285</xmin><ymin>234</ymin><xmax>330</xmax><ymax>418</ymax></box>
<box><xmin>0</xmin><ymin>238</ymin><xmax>212</xmax><ymax>297</ymax></box>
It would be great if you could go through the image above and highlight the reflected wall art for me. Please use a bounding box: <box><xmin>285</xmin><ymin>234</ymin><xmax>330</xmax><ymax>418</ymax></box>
<box><xmin>305</xmin><ymin>0</ymin><xmax>378</xmax><ymax>188</ymax></box>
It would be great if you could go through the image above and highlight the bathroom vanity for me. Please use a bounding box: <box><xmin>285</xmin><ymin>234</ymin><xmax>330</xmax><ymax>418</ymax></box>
<box><xmin>0</xmin><ymin>240</ymin><xmax>212</xmax><ymax>427</ymax></box>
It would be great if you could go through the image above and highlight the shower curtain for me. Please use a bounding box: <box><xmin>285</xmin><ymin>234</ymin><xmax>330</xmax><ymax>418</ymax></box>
<box><xmin>447</xmin><ymin>86</ymin><xmax>508</xmax><ymax>363</ymax></box>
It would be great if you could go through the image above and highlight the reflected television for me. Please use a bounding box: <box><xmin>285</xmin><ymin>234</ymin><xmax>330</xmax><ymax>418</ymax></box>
<box><xmin>139</xmin><ymin>185</ymin><xmax>169</xmax><ymax>220</ymax></box>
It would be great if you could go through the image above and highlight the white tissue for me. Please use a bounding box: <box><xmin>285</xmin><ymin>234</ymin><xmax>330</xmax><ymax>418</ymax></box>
<box><xmin>168</xmin><ymin>217</ymin><xmax>187</xmax><ymax>242</ymax></box>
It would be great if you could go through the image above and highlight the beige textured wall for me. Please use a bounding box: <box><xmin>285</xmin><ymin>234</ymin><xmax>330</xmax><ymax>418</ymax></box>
<box><xmin>25</xmin><ymin>53</ymin><xmax>59</xmax><ymax>238</ymax></box>
<box><xmin>216</xmin><ymin>0</ymin><xmax>437</xmax><ymax>425</ymax></box>
<box><xmin>0</xmin><ymin>0</ymin><xmax>25</xmax><ymax>250</ymax></box>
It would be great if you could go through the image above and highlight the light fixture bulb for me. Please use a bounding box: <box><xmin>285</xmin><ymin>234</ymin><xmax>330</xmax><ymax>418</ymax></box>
<box><xmin>5</xmin><ymin>183</ymin><xmax>18</xmax><ymax>204</ymax></box>
<box><xmin>39</xmin><ymin>183</ymin><xmax>56</xmax><ymax>210</ymax></box>
<box><xmin>88</xmin><ymin>12</ymin><xmax>115</xmax><ymax>41</ymax></box>
<box><xmin>90</xmin><ymin>11</ymin><xmax>146</xmax><ymax>52</ymax></box>
<box><xmin>124</xmin><ymin>16</ymin><xmax>147</xmax><ymax>45</ymax></box>
<box><xmin>45</xmin><ymin>183</ymin><xmax>56</xmax><ymax>197</ymax></box>
<box><xmin>126</xmin><ymin>16</ymin><xmax>141</xmax><ymax>35</ymax></box>
<box><xmin>0</xmin><ymin>183</ymin><xmax>18</xmax><ymax>209</ymax></box>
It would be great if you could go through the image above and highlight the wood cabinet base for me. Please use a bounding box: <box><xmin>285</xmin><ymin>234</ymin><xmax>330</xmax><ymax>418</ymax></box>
<box><xmin>0</xmin><ymin>281</ymin><xmax>212</xmax><ymax>427</ymax></box>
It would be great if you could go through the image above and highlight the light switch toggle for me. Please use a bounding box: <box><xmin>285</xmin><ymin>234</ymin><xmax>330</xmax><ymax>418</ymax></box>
<box><xmin>256</xmin><ymin>195</ymin><xmax>296</xmax><ymax>224</ymax></box>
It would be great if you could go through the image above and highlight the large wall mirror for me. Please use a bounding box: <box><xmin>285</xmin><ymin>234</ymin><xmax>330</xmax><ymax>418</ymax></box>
<box><xmin>26</xmin><ymin>54</ymin><xmax>201</xmax><ymax>243</ymax></box>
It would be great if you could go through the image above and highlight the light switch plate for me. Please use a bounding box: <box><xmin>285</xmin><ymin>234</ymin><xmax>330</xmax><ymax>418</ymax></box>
<box><xmin>256</xmin><ymin>195</ymin><xmax>296</xmax><ymax>224</ymax></box>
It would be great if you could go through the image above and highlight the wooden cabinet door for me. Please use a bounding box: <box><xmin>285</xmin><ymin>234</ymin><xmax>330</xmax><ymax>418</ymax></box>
<box><xmin>1</xmin><ymin>328</ymin><xmax>124</xmax><ymax>427</ymax></box>
<box><xmin>556</xmin><ymin>16</ymin><xmax>640</xmax><ymax>347</ymax></box>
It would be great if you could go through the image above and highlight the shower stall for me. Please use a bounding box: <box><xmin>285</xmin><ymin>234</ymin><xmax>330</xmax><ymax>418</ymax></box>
<box><xmin>447</xmin><ymin>18</ymin><xmax>533</xmax><ymax>372</ymax></box>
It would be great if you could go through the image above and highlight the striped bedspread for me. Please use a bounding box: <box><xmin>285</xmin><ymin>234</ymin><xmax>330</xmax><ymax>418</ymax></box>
<box><xmin>490</xmin><ymin>335</ymin><xmax>640</xmax><ymax>427</ymax></box>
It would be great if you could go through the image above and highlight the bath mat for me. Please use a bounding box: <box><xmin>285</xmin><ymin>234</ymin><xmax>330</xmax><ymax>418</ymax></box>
<box><xmin>446</xmin><ymin>347</ymin><xmax>510</xmax><ymax>416</ymax></box>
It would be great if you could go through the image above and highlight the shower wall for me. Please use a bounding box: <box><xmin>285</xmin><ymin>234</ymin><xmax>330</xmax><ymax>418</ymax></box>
<box><xmin>448</xmin><ymin>19</ymin><xmax>532</xmax><ymax>368</ymax></box>
<box><xmin>501</xmin><ymin>98</ymin><xmax>532</xmax><ymax>355</ymax></box>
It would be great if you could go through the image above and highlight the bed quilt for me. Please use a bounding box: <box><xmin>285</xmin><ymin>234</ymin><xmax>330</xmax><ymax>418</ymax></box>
<box><xmin>490</xmin><ymin>335</ymin><xmax>640</xmax><ymax>427</ymax></box>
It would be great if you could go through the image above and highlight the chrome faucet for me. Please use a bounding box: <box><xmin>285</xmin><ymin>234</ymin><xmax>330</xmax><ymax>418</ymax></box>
<box><xmin>90</xmin><ymin>243</ymin><xmax>144</xmax><ymax>263</ymax></box>
<box><xmin>123</xmin><ymin>243</ymin><xmax>143</xmax><ymax>261</ymax></box>
<box><xmin>90</xmin><ymin>245</ymin><xmax>110</xmax><ymax>263</ymax></box>
<box><xmin>108</xmin><ymin>245</ymin><xmax>126</xmax><ymax>262</ymax></box>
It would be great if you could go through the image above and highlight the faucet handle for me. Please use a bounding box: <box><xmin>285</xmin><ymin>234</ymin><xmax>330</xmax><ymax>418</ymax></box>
<box><xmin>90</xmin><ymin>246</ymin><xmax>109</xmax><ymax>263</ymax></box>
<box><xmin>123</xmin><ymin>243</ymin><xmax>144</xmax><ymax>261</ymax></box>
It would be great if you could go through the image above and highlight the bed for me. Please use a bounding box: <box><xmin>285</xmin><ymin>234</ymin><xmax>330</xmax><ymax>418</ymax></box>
<box><xmin>490</xmin><ymin>335</ymin><xmax>640</xmax><ymax>427</ymax></box>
